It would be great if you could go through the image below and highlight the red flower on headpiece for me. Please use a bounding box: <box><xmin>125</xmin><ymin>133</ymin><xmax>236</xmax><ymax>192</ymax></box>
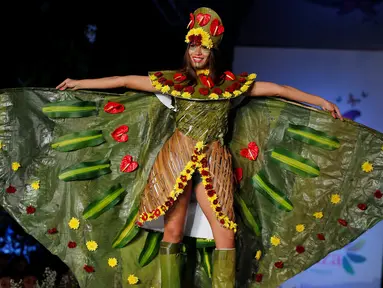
<box><xmin>111</xmin><ymin>125</ymin><xmax>129</xmax><ymax>142</ymax></box>
<box><xmin>174</xmin><ymin>84</ymin><xmax>184</xmax><ymax>91</ymax></box>
<box><xmin>199</xmin><ymin>75</ymin><xmax>214</xmax><ymax>88</ymax></box>
<box><xmin>187</xmin><ymin>13</ymin><xmax>195</xmax><ymax>29</ymax></box>
<box><xmin>173</xmin><ymin>73</ymin><xmax>187</xmax><ymax>82</ymax></box>
<box><xmin>154</xmin><ymin>72</ymin><xmax>163</xmax><ymax>77</ymax></box>
<box><xmin>184</xmin><ymin>86</ymin><xmax>195</xmax><ymax>94</ymax></box>
<box><xmin>158</xmin><ymin>77</ymin><xmax>167</xmax><ymax>84</ymax></box>
<box><xmin>165</xmin><ymin>80</ymin><xmax>174</xmax><ymax>86</ymax></box>
<box><xmin>213</xmin><ymin>87</ymin><xmax>223</xmax><ymax>95</ymax></box>
<box><xmin>225</xmin><ymin>86</ymin><xmax>235</xmax><ymax>93</ymax></box>
<box><xmin>104</xmin><ymin>102</ymin><xmax>125</xmax><ymax>114</ymax></box>
<box><xmin>188</xmin><ymin>35</ymin><xmax>202</xmax><ymax>46</ymax></box>
<box><xmin>199</xmin><ymin>88</ymin><xmax>209</xmax><ymax>96</ymax></box>
<box><xmin>196</xmin><ymin>13</ymin><xmax>211</xmax><ymax>26</ymax></box>
<box><xmin>224</xmin><ymin>71</ymin><xmax>236</xmax><ymax>81</ymax></box>
<box><xmin>210</xmin><ymin>18</ymin><xmax>224</xmax><ymax>36</ymax></box>
<box><xmin>240</xmin><ymin>72</ymin><xmax>249</xmax><ymax>77</ymax></box>
<box><xmin>239</xmin><ymin>78</ymin><xmax>246</xmax><ymax>83</ymax></box>
<box><xmin>233</xmin><ymin>82</ymin><xmax>241</xmax><ymax>90</ymax></box>
<box><xmin>6</xmin><ymin>185</ymin><xmax>16</xmax><ymax>194</ymax></box>
<box><xmin>240</xmin><ymin>142</ymin><xmax>259</xmax><ymax>161</ymax></box>
<box><xmin>120</xmin><ymin>155</ymin><xmax>139</xmax><ymax>173</ymax></box>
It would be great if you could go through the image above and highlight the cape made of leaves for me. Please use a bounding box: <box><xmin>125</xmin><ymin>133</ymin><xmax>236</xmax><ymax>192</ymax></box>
<box><xmin>0</xmin><ymin>88</ymin><xmax>382</xmax><ymax>287</ymax></box>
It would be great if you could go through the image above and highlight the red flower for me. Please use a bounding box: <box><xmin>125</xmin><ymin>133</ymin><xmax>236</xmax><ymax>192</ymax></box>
<box><xmin>6</xmin><ymin>185</ymin><xmax>16</xmax><ymax>193</ymax></box>
<box><xmin>141</xmin><ymin>213</ymin><xmax>148</xmax><ymax>221</ymax></box>
<box><xmin>207</xmin><ymin>190</ymin><xmax>216</xmax><ymax>197</ymax></box>
<box><xmin>120</xmin><ymin>155</ymin><xmax>139</xmax><ymax>173</ymax></box>
<box><xmin>199</xmin><ymin>88</ymin><xmax>209</xmax><ymax>96</ymax></box>
<box><xmin>48</xmin><ymin>228</ymin><xmax>58</xmax><ymax>234</ymax></box>
<box><xmin>225</xmin><ymin>85</ymin><xmax>234</xmax><ymax>93</ymax></box>
<box><xmin>205</xmin><ymin>184</ymin><xmax>213</xmax><ymax>190</ymax></box>
<box><xmin>196</xmin><ymin>13</ymin><xmax>211</xmax><ymax>26</ymax></box>
<box><xmin>317</xmin><ymin>233</ymin><xmax>325</xmax><ymax>240</ymax></box>
<box><xmin>274</xmin><ymin>261</ymin><xmax>284</xmax><ymax>269</ymax></box>
<box><xmin>220</xmin><ymin>219</ymin><xmax>225</xmax><ymax>224</ymax></box>
<box><xmin>212</xmin><ymin>87</ymin><xmax>223</xmax><ymax>95</ymax></box>
<box><xmin>338</xmin><ymin>219</ymin><xmax>348</xmax><ymax>226</ymax></box>
<box><xmin>111</xmin><ymin>125</ymin><xmax>129</xmax><ymax>142</ymax></box>
<box><xmin>200</xmin><ymin>170</ymin><xmax>209</xmax><ymax>176</ymax></box>
<box><xmin>201</xmin><ymin>157</ymin><xmax>208</xmax><ymax>164</ymax></box>
<box><xmin>164</xmin><ymin>80</ymin><xmax>174</xmax><ymax>86</ymax></box>
<box><xmin>154</xmin><ymin>209</ymin><xmax>161</xmax><ymax>217</ymax></box>
<box><xmin>184</xmin><ymin>86</ymin><xmax>195</xmax><ymax>94</ymax></box>
<box><xmin>238</xmin><ymin>77</ymin><xmax>246</xmax><ymax>83</ymax></box>
<box><xmin>357</xmin><ymin>203</ymin><xmax>367</xmax><ymax>210</ymax></box>
<box><xmin>199</xmin><ymin>75</ymin><xmax>214</xmax><ymax>88</ymax></box>
<box><xmin>174</xmin><ymin>84</ymin><xmax>184</xmax><ymax>91</ymax></box>
<box><xmin>235</xmin><ymin>168</ymin><xmax>243</xmax><ymax>182</ymax></box>
<box><xmin>240</xmin><ymin>142</ymin><xmax>259</xmax><ymax>161</ymax></box>
<box><xmin>255</xmin><ymin>273</ymin><xmax>263</xmax><ymax>282</ymax></box>
<box><xmin>104</xmin><ymin>102</ymin><xmax>125</xmax><ymax>114</ymax></box>
<box><xmin>233</xmin><ymin>82</ymin><xmax>241</xmax><ymax>90</ymax></box>
<box><xmin>206</xmin><ymin>178</ymin><xmax>212</xmax><ymax>183</ymax></box>
<box><xmin>240</xmin><ymin>72</ymin><xmax>249</xmax><ymax>77</ymax></box>
<box><xmin>296</xmin><ymin>245</ymin><xmax>305</xmax><ymax>254</ymax></box>
<box><xmin>178</xmin><ymin>183</ymin><xmax>184</xmax><ymax>189</ymax></box>
<box><xmin>154</xmin><ymin>72</ymin><xmax>163</xmax><ymax>77</ymax></box>
<box><xmin>194</xmin><ymin>149</ymin><xmax>201</xmax><ymax>155</ymax></box>
<box><xmin>215</xmin><ymin>207</ymin><xmax>222</xmax><ymax>212</ymax></box>
<box><xmin>83</xmin><ymin>265</ymin><xmax>95</xmax><ymax>273</ymax></box>
<box><xmin>223</xmin><ymin>71</ymin><xmax>236</xmax><ymax>81</ymax></box>
<box><xmin>186</xmin><ymin>169</ymin><xmax>191</xmax><ymax>174</ymax></box>
<box><xmin>213</xmin><ymin>199</ymin><xmax>218</xmax><ymax>205</ymax></box>
<box><xmin>188</xmin><ymin>35</ymin><xmax>202</xmax><ymax>46</ymax></box>
<box><xmin>187</xmin><ymin>13</ymin><xmax>195</xmax><ymax>29</ymax></box>
<box><xmin>173</xmin><ymin>73</ymin><xmax>187</xmax><ymax>82</ymax></box>
<box><xmin>136</xmin><ymin>221</ymin><xmax>143</xmax><ymax>227</ymax></box>
<box><xmin>26</xmin><ymin>206</ymin><xmax>36</xmax><ymax>214</ymax></box>
<box><xmin>158</xmin><ymin>77</ymin><xmax>167</xmax><ymax>84</ymax></box>
<box><xmin>374</xmin><ymin>190</ymin><xmax>382</xmax><ymax>199</ymax></box>
<box><xmin>210</xmin><ymin>18</ymin><xmax>224</xmax><ymax>36</ymax></box>
<box><xmin>191</xmin><ymin>155</ymin><xmax>198</xmax><ymax>162</ymax></box>
<box><xmin>68</xmin><ymin>241</ymin><xmax>77</xmax><ymax>248</ymax></box>
<box><xmin>180</xmin><ymin>175</ymin><xmax>187</xmax><ymax>182</ymax></box>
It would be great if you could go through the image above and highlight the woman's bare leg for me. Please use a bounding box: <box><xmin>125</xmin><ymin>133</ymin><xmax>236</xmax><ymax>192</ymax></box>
<box><xmin>195</xmin><ymin>182</ymin><xmax>235</xmax><ymax>248</ymax></box>
<box><xmin>162</xmin><ymin>181</ymin><xmax>193</xmax><ymax>243</ymax></box>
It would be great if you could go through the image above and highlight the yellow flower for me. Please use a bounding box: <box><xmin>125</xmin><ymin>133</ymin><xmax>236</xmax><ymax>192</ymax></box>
<box><xmin>86</xmin><ymin>240</ymin><xmax>98</xmax><ymax>251</ymax></box>
<box><xmin>255</xmin><ymin>250</ymin><xmax>262</xmax><ymax>260</ymax></box>
<box><xmin>108</xmin><ymin>258</ymin><xmax>118</xmax><ymax>268</ymax></box>
<box><xmin>182</xmin><ymin>92</ymin><xmax>191</xmax><ymax>98</ymax></box>
<box><xmin>68</xmin><ymin>217</ymin><xmax>80</xmax><ymax>230</ymax></box>
<box><xmin>155</xmin><ymin>84</ymin><xmax>162</xmax><ymax>91</ymax></box>
<box><xmin>240</xmin><ymin>85</ymin><xmax>249</xmax><ymax>92</ymax></box>
<box><xmin>247</xmin><ymin>73</ymin><xmax>257</xmax><ymax>80</ymax></box>
<box><xmin>161</xmin><ymin>85</ymin><xmax>170</xmax><ymax>94</ymax></box>
<box><xmin>171</xmin><ymin>90</ymin><xmax>181</xmax><ymax>97</ymax></box>
<box><xmin>245</xmin><ymin>80</ymin><xmax>253</xmax><ymax>85</ymax></box>
<box><xmin>233</xmin><ymin>90</ymin><xmax>241</xmax><ymax>96</ymax></box>
<box><xmin>361</xmin><ymin>161</ymin><xmax>373</xmax><ymax>172</ymax></box>
<box><xmin>223</xmin><ymin>92</ymin><xmax>232</xmax><ymax>98</ymax></box>
<box><xmin>296</xmin><ymin>224</ymin><xmax>305</xmax><ymax>232</ymax></box>
<box><xmin>185</xmin><ymin>28</ymin><xmax>213</xmax><ymax>49</ymax></box>
<box><xmin>270</xmin><ymin>235</ymin><xmax>281</xmax><ymax>246</ymax></box>
<box><xmin>195</xmin><ymin>141</ymin><xmax>205</xmax><ymax>151</ymax></box>
<box><xmin>208</xmin><ymin>93</ymin><xmax>219</xmax><ymax>100</ymax></box>
<box><xmin>31</xmin><ymin>180</ymin><xmax>40</xmax><ymax>190</ymax></box>
<box><xmin>127</xmin><ymin>274</ymin><xmax>139</xmax><ymax>285</ymax></box>
<box><xmin>149</xmin><ymin>74</ymin><xmax>157</xmax><ymax>81</ymax></box>
<box><xmin>12</xmin><ymin>162</ymin><xmax>21</xmax><ymax>171</ymax></box>
<box><xmin>196</xmin><ymin>69</ymin><xmax>210</xmax><ymax>76</ymax></box>
<box><xmin>331</xmin><ymin>194</ymin><xmax>341</xmax><ymax>204</ymax></box>
<box><xmin>152</xmin><ymin>80</ymin><xmax>159</xmax><ymax>86</ymax></box>
<box><xmin>313</xmin><ymin>211</ymin><xmax>324</xmax><ymax>219</ymax></box>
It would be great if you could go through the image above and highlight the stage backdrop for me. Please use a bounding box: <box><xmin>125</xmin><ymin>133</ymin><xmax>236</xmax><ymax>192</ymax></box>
<box><xmin>233</xmin><ymin>47</ymin><xmax>383</xmax><ymax>288</ymax></box>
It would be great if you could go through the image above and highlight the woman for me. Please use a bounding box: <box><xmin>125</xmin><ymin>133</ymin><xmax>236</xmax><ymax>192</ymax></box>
<box><xmin>55</xmin><ymin>7</ymin><xmax>342</xmax><ymax>288</ymax></box>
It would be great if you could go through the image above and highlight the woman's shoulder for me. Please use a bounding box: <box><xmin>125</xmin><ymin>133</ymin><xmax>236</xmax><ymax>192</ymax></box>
<box><xmin>148</xmin><ymin>70</ymin><xmax>257</xmax><ymax>101</ymax></box>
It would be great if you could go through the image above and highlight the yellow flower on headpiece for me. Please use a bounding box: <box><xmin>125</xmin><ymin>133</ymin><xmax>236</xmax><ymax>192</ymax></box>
<box><xmin>171</xmin><ymin>90</ymin><xmax>181</xmax><ymax>97</ymax></box>
<box><xmin>127</xmin><ymin>274</ymin><xmax>139</xmax><ymax>285</ymax></box>
<box><xmin>149</xmin><ymin>74</ymin><xmax>157</xmax><ymax>81</ymax></box>
<box><xmin>223</xmin><ymin>92</ymin><xmax>232</xmax><ymax>98</ymax></box>
<box><xmin>108</xmin><ymin>258</ymin><xmax>118</xmax><ymax>268</ymax></box>
<box><xmin>12</xmin><ymin>162</ymin><xmax>21</xmax><ymax>171</ymax></box>
<box><xmin>240</xmin><ymin>85</ymin><xmax>250</xmax><ymax>92</ymax></box>
<box><xmin>196</xmin><ymin>69</ymin><xmax>210</xmax><ymax>76</ymax></box>
<box><xmin>161</xmin><ymin>85</ymin><xmax>170</xmax><ymax>94</ymax></box>
<box><xmin>361</xmin><ymin>161</ymin><xmax>373</xmax><ymax>172</ymax></box>
<box><xmin>182</xmin><ymin>92</ymin><xmax>191</xmax><ymax>99</ymax></box>
<box><xmin>247</xmin><ymin>73</ymin><xmax>257</xmax><ymax>80</ymax></box>
<box><xmin>208</xmin><ymin>93</ymin><xmax>219</xmax><ymax>100</ymax></box>
<box><xmin>185</xmin><ymin>28</ymin><xmax>213</xmax><ymax>49</ymax></box>
<box><xmin>86</xmin><ymin>240</ymin><xmax>98</xmax><ymax>251</ymax></box>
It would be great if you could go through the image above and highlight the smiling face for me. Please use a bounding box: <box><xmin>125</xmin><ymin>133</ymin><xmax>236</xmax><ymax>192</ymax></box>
<box><xmin>188</xmin><ymin>44</ymin><xmax>211</xmax><ymax>69</ymax></box>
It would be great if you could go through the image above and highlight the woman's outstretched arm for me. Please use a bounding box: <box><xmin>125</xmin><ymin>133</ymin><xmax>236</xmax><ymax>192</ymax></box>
<box><xmin>249</xmin><ymin>81</ymin><xmax>343</xmax><ymax>120</ymax></box>
<box><xmin>56</xmin><ymin>76</ymin><xmax>156</xmax><ymax>92</ymax></box>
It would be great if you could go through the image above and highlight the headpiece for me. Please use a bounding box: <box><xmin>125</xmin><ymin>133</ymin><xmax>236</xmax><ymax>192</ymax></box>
<box><xmin>185</xmin><ymin>7</ymin><xmax>224</xmax><ymax>49</ymax></box>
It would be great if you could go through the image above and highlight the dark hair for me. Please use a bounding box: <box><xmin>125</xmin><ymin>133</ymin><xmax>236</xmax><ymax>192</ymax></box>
<box><xmin>181</xmin><ymin>44</ymin><xmax>225</xmax><ymax>86</ymax></box>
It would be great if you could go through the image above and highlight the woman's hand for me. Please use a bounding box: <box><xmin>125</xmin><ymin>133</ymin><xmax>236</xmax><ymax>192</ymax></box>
<box><xmin>321</xmin><ymin>99</ymin><xmax>343</xmax><ymax>121</ymax></box>
<box><xmin>56</xmin><ymin>78</ymin><xmax>80</xmax><ymax>90</ymax></box>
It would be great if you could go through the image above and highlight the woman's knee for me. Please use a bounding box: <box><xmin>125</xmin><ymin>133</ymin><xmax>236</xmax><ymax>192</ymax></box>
<box><xmin>163</xmin><ymin>223</ymin><xmax>184</xmax><ymax>243</ymax></box>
